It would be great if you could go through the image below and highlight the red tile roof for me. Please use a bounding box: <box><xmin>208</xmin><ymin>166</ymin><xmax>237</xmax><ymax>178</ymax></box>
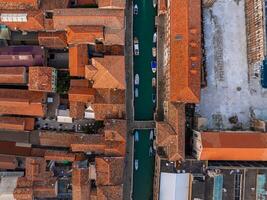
<box><xmin>156</xmin><ymin>103</ymin><xmax>185</xmax><ymax>161</ymax></box>
<box><xmin>0</xmin><ymin>154</ymin><xmax>18</xmax><ymax>169</ymax></box>
<box><xmin>0</xmin><ymin>67</ymin><xmax>27</xmax><ymax>84</ymax></box>
<box><xmin>72</xmin><ymin>167</ymin><xmax>90</xmax><ymax>200</ymax></box>
<box><xmin>85</xmin><ymin>56</ymin><xmax>125</xmax><ymax>89</ymax></box>
<box><xmin>95</xmin><ymin>157</ymin><xmax>124</xmax><ymax>186</ymax></box>
<box><xmin>53</xmin><ymin>8</ymin><xmax>124</xmax><ymax>30</ymax></box>
<box><xmin>28</xmin><ymin>66</ymin><xmax>56</xmax><ymax>92</ymax></box>
<box><xmin>44</xmin><ymin>150</ymin><xmax>85</xmax><ymax>162</ymax></box>
<box><xmin>169</xmin><ymin>0</ymin><xmax>201</xmax><ymax>103</ymax></box>
<box><xmin>0</xmin><ymin>141</ymin><xmax>32</xmax><ymax>156</ymax></box>
<box><xmin>14</xmin><ymin>157</ymin><xmax>58</xmax><ymax>199</ymax></box>
<box><xmin>0</xmin><ymin>89</ymin><xmax>47</xmax><ymax>117</ymax></box>
<box><xmin>69</xmin><ymin>44</ymin><xmax>88</xmax><ymax>77</ymax></box>
<box><xmin>40</xmin><ymin>120</ymin><xmax>126</xmax><ymax>156</ymax></box>
<box><xmin>92</xmin><ymin>89</ymin><xmax>125</xmax><ymax>120</ymax></box>
<box><xmin>67</xmin><ymin>25</ymin><xmax>104</xmax><ymax>44</ymax></box>
<box><xmin>0</xmin><ymin>10</ymin><xmax>45</xmax><ymax>31</ymax></box>
<box><xmin>68</xmin><ymin>79</ymin><xmax>95</xmax><ymax>103</ymax></box>
<box><xmin>195</xmin><ymin>131</ymin><xmax>267</xmax><ymax>161</ymax></box>
<box><xmin>97</xmin><ymin>0</ymin><xmax>125</xmax><ymax>9</ymax></box>
<box><xmin>97</xmin><ymin>185</ymin><xmax>123</xmax><ymax>200</ymax></box>
<box><xmin>0</xmin><ymin>0</ymin><xmax>39</xmax><ymax>10</ymax></box>
<box><xmin>0</xmin><ymin>116</ymin><xmax>34</xmax><ymax>131</ymax></box>
<box><xmin>38</xmin><ymin>31</ymin><xmax>67</xmax><ymax>49</ymax></box>
<box><xmin>40</xmin><ymin>0</ymin><xmax>70</xmax><ymax>10</ymax></box>
<box><xmin>25</xmin><ymin>157</ymin><xmax>47</xmax><ymax>180</ymax></box>
<box><xmin>69</xmin><ymin>101</ymin><xmax>86</xmax><ymax>119</ymax></box>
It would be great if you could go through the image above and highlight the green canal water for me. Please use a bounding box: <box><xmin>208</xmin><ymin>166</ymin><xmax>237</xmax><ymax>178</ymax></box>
<box><xmin>133</xmin><ymin>129</ymin><xmax>155</xmax><ymax>200</ymax></box>
<box><xmin>133</xmin><ymin>0</ymin><xmax>156</xmax><ymax>121</ymax></box>
<box><xmin>132</xmin><ymin>0</ymin><xmax>156</xmax><ymax>199</ymax></box>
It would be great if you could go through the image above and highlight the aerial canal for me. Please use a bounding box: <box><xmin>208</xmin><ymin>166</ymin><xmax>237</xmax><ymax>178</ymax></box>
<box><xmin>132</xmin><ymin>0</ymin><xmax>157</xmax><ymax>199</ymax></box>
<box><xmin>133</xmin><ymin>0</ymin><xmax>157</xmax><ymax>121</ymax></box>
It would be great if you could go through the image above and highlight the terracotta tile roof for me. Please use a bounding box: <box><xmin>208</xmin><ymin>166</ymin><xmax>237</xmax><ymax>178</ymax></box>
<box><xmin>0</xmin><ymin>67</ymin><xmax>27</xmax><ymax>84</ymax></box>
<box><xmin>0</xmin><ymin>141</ymin><xmax>32</xmax><ymax>156</ymax></box>
<box><xmin>156</xmin><ymin>102</ymin><xmax>185</xmax><ymax>161</ymax></box>
<box><xmin>97</xmin><ymin>185</ymin><xmax>123</xmax><ymax>200</ymax></box>
<box><xmin>29</xmin><ymin>66</ymin><xmax>56</xmax><ymax>92</ymax></box>
<box><xmin>0</xmin><ymin>154</ymin><xmax>18</xmax><ymax>169</ymax></box>
<box><xmin>196</xmin><ymin>131</ymin><xmax>267</xmax><ymax>161</ymax></box>
<box><xmin>69</xmin><ymin>101</ymin><xmax>86</xmax><ymax>119</ymax></box>
<box><xmin>15</xmin><ymin>177</ymin><xmax>58</xmax><ymax>199</ymax></box>
<box><xmin>67</xmin><ymin>25</ymin><xmax>104</xmax><ymax>44</ymax></box>
<box><xmin>97</xmin><ymin>0</ymin><xmax>125</xmax><ymax>9</ymax></box>
<box><xmin>32</xmin><ymin>177</ymin><xmax>58</xmax><ymax>198</ymax></box>
<box><xmin>0</xmin><ymin>10</ymin><xmax>44</xmax><ymax>31</ymax></box>
<box><xmin>53</xmin><ymin>8</ymin><xmax>124</xmax><ymax>30</ymax></box>
<box><xmin>90</xmin><ymin>88</ymin><xmax>125</xmax><ymax>121</ymax></box>
<box><xmin>44</xmin><ymin>150</ymin><xmax>85</xmax><ymax>162</ymax></box>
<box><xmin>40</xmin><ymin>120</ymin><xmax>126</xmax><ymax>156</ymax></box>
<box><xmin>95</xmin><ymin>43</ymin><xmax>124</xmax><ymax>55</ymax></box>
<box><xmin>68</xmin><ymin>79</ymin><xmax>95</xmax><ymax>103</ymax></box>
<box><xmin>69</xmin><ymin>44</ymin><xmax>88</xmax><ymax>77</ymax></box>
<box><xmin>92</xmin><ymin>104</ymin><xmax>125</xmax><ymax>120</ymax></box>
<box><xmin>95</xmin><ymin>157</ymin><xmax>124</xmax><ymax>186</ymax></box>
<box><xmin>25</xmin><ymin>157</ymin><xmax>47</xmax><ymax>180</ymax></box>
<box><xmin>13</xmin><ymin>186</ymin><xmax>33</xmax><ymax>200</ymax></box>
<box><xmin>104</xmin><ymin>119</ymin><xmax>126</xmax><ymax>143</ymax></box>
<box><xmin>71</xmin><ymin>143</ymin><xmax>106</xmax><ymax>153</ymax></box>
<box><xmin>13</xmin><ymin>157</ymin><xmax>58</xmax><ymax>199</ymax></box>
<box><xmin>40</xmin><ymin>0</ymin><xmax>70</xmax><ymax>10</ymax></box>
<box><xmin>0</xmin><ymin>89</ymin><xmax>47</xmax><ymax>117</ymax></box>
<box><xmin>104</xmin><ymin>27</ymin><xmax>125</xmax><ymax>45</ymax></box>
<box><xmin>0</xmin><ymin>116</ymin><xmax>34</xmax><ymax>131</ymax></box>
<box><xmin>86</xmin><ymin>56</ymin><xmax>125</xmax><ymax>89</ymax></box>
<box><xmin>38</xmin><ymin>31</ymin><xmax>67</xmax><ymax>49</ymax></box>
<box><xmin>169</xmin><ymin>0</ymin><xmax>201</xmax><ymax>103</ymax></box>
<box><xmin>39</xmin><ymin>131</ymin><xmax>104</xmax><ymax>147</ymax></box>
<box><xmin>72</xmin><ymin>167</ymin><xmax>90</xmax><ymax>200</ymax></box>
<box><xmin>0</xmin><ymin>0</ymin><xmax>39</xmax><ymax>10</ymax></box>
<box><xmin>95</xmin><ymin>88</ymin><xmax>125</xmax><ymax>104</ymax></box>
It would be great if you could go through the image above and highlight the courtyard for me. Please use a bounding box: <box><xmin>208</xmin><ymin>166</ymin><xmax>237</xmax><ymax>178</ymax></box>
<box><xmin>197</xmin><ymin>0</ymin><xmax>267</xmax><ymax>130</ymax></box>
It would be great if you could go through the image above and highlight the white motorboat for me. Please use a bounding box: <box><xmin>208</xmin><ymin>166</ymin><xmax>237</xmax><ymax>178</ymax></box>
<box><xmin>150</xmin><ymin>130</ymin><xmax>154</xmax><ymax>140</ymax></box>
<box><xmin>135</xmin><ymin>74</ymin><xmax>140</xmax><ymax>85</ymax></box>
<box><xmin>135</xmin><ymin>159</ymin><xmax>139</xmax><ymax>170</ymax></box>
<box><xmin>152</xmin><ymin>77</ymin><xmax>156</xmax><ymax>87</ymax></box>
<box><xmin>135</xmin><ymin>131</ymin><xmax>139</xmax><ymax>142</ymax></box>
<box><xmin>134</xmin><ymin>4</ymin><xmax>138</xmax><ymax>15</ymax></box>
<box><xmin>135</xmin><ymin>88</ymin><xmax>139</xmax><ymax>98</ymax></box>
<box><xmin>153</xmin><ymin>0</ymin><xmax>157</xmax><ymax>8</ymax></box>
<box><xmin>152</xmin><ymin>47</ymin><xmax>157</xmax><ymax>58</ymax></box>
<box><xmin>134</xmin><ymin>37</ymin><xmax>139</xmax><ymax>56</ymax></box>
<box><xmin>153</xmin><ymin>32</ymin><xmax>157</xmax><ymax>43</ymax></box>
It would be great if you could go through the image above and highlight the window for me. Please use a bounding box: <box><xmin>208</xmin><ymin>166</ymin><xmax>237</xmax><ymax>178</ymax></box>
<box><xmin>1</xmin><ymin>13</ymin><xmax>27</xmax><ymax>22</ymax></box>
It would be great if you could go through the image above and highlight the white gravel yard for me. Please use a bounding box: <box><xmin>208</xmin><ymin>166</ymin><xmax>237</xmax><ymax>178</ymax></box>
<box><xmin>196</xmin><ymin>0</ymin><xmax>267</xmax><ymax>130</ymax></box>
